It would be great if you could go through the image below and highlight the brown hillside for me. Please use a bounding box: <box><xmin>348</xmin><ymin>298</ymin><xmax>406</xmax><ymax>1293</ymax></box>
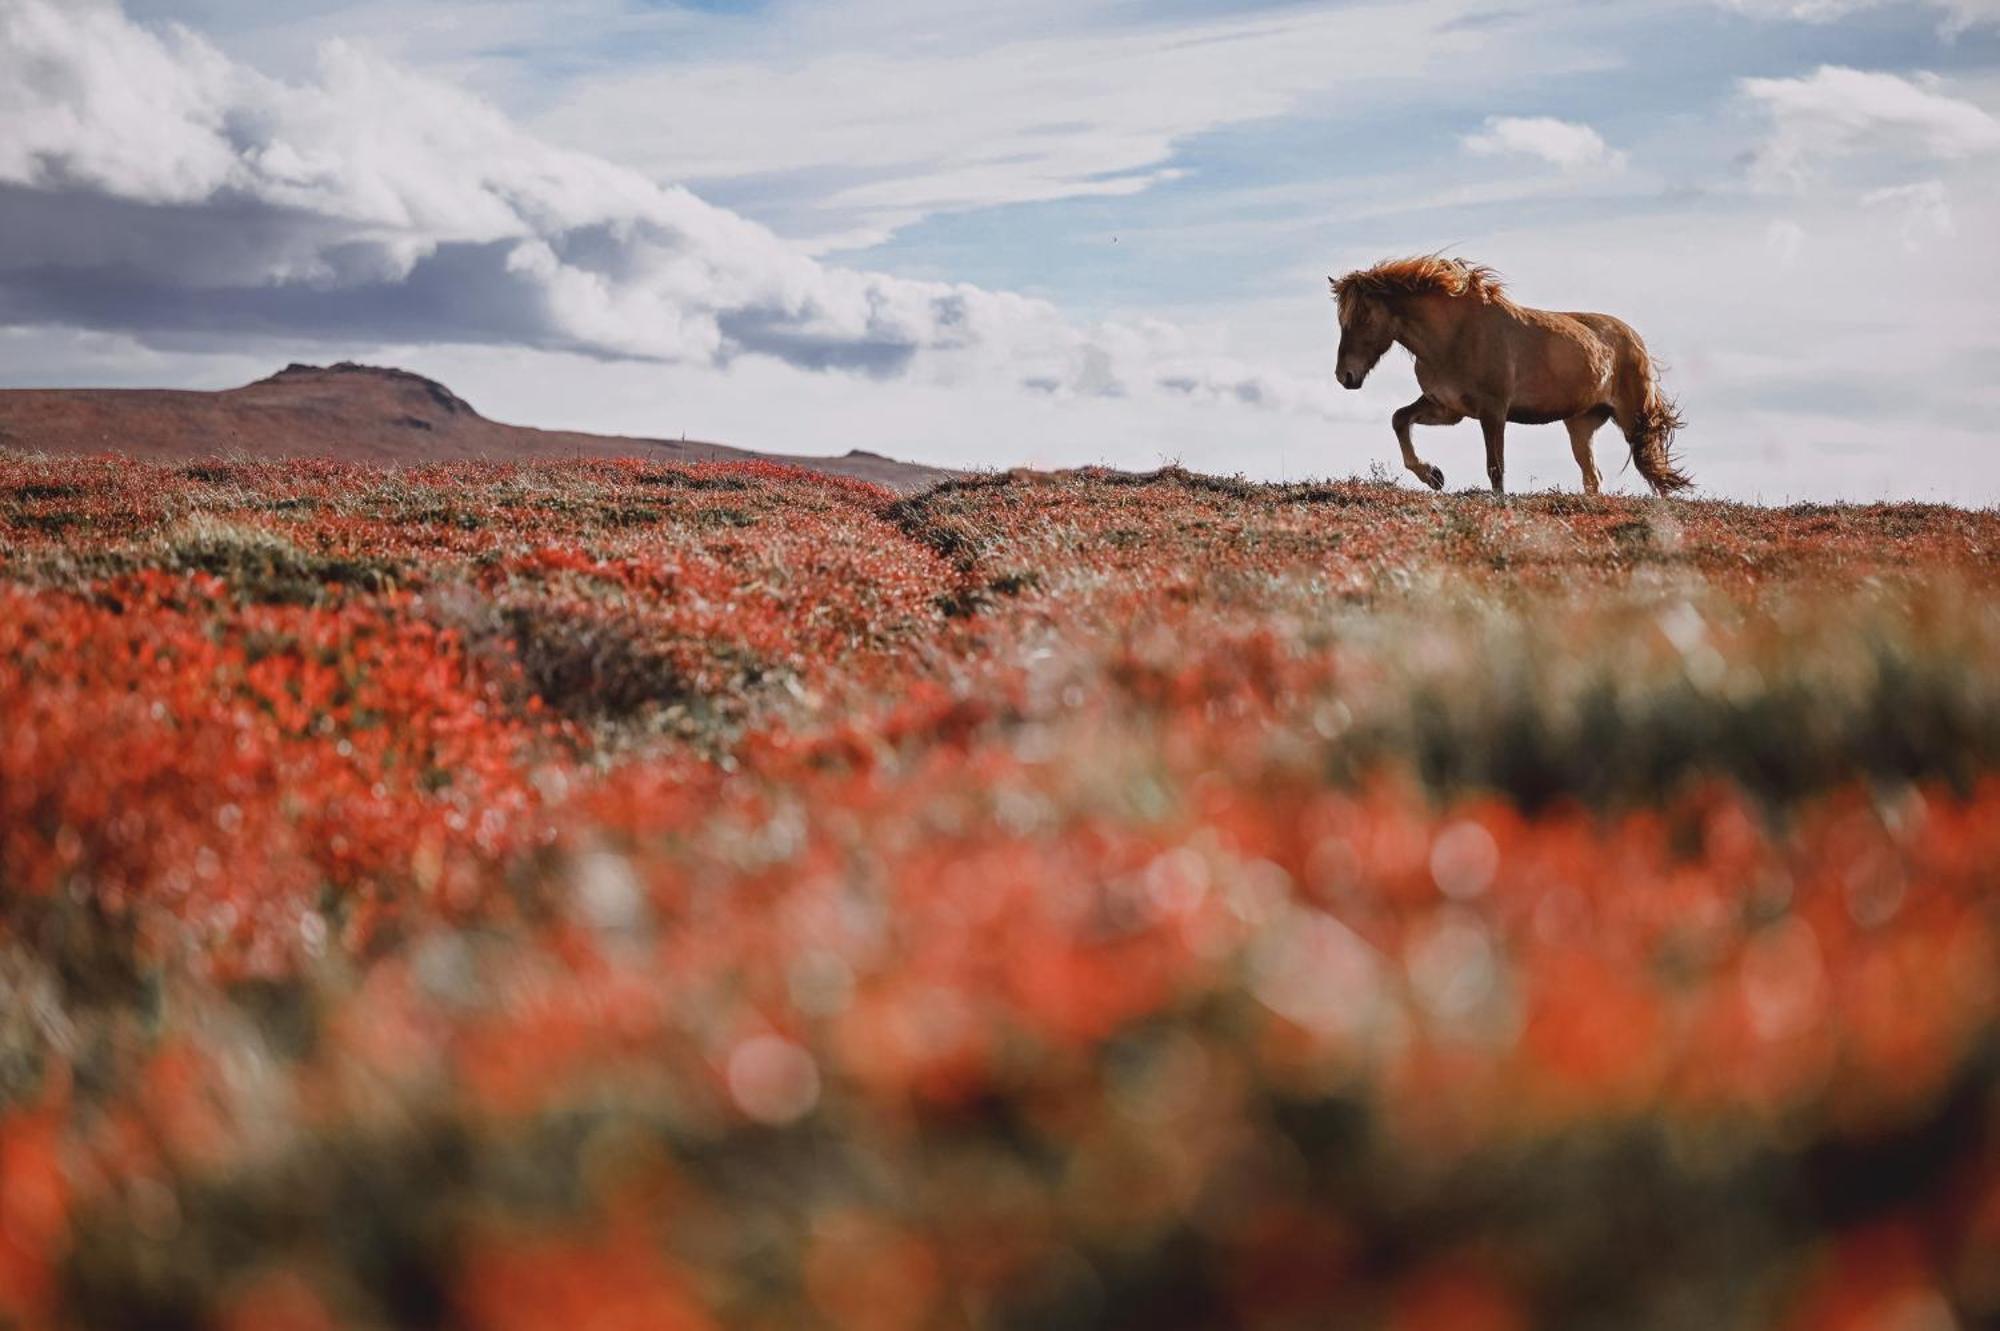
<box><xmin>0</xmin><ymin>361</ymin><xmax>953</xmax><ymax>492</ymax></box>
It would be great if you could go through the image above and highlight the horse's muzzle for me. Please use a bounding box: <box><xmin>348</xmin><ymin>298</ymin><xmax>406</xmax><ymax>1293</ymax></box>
<box><xmin>1337</xmin><ymin>368</ymin><xmax>1363</xmax><ymax>390</ymax></box>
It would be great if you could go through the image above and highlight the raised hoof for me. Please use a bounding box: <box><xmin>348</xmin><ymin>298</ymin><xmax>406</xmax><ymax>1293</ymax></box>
<box><xmin>1418</xmin><ymin>464</ymin><xmax>1445</xmax><ymax>492</ymax></box>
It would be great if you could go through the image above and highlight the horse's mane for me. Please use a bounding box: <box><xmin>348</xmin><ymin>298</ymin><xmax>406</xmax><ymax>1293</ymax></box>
<box><xmin>1332</xmin><ymin>255</ymin><xmax>1509</xmax><ymax>319</ymax></box>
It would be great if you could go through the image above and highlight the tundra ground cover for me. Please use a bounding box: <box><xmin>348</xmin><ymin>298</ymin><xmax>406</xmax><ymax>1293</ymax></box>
<box><xmin>3</xmin><ymin>453</ymin><xmax>2000</xmax><ymax>1330</ymax></box>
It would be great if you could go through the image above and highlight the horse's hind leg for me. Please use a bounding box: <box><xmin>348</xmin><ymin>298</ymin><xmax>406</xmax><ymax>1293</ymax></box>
<box><xmin>1392</xmin><ymin>396</ymin><xmax>1458</xmax><ymax>491</ymax></box>
<box><xmin>1566</xmin><ymin>408</ymin><xmax>1612</xmax><ymax>496</ymax></box>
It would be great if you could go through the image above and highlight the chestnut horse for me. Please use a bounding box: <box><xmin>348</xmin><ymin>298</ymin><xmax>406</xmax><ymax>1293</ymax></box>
<box><xmin>1331</xmin><ymin>256</ymin><xmax>1689</xmax><ymax>495</ymax></box>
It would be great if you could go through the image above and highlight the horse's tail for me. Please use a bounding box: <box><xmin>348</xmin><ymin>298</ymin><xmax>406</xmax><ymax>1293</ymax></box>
<box><xmin>1629</xmin><ymin>364</ymin><xmax>1691</xmax><ymax>496</ymax></box>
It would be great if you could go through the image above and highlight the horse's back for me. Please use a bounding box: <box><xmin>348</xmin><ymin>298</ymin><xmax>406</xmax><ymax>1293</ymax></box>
<box><xmin>1563</xmin><ymin>311</ymin><xmax>1648</xmax><ymax>359</ymax></box>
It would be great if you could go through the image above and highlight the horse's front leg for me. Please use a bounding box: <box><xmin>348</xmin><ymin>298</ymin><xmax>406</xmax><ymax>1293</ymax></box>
<box><xmin>1392</xmin><ymin>396</ymin><xmax>1457</xmax><ymax>491</ymax></box>
<box><xmin>1480</xmin><ymin>415</ymin><xmax>1507</xmax><ymax>495</ymax></box>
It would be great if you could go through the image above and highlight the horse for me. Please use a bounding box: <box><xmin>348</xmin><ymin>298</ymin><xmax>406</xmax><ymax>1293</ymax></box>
<box><xmin>1330</xmin><ymin>256</ymin><xmax>1689</xmax><ymax>496</ymax></box>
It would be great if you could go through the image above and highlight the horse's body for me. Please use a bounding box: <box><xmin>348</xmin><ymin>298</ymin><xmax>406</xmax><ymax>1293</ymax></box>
<box><xmin>1331</xmin><ymin>257</ymin><xmax>1688</xmax><ymax>495</ymax></box>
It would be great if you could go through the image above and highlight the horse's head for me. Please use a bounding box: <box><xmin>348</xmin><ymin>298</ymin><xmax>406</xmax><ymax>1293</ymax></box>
<box><xmin>1330</xmin><ymin>275</ymin><xmax>1395</xmax><ymax>390</ymax></box>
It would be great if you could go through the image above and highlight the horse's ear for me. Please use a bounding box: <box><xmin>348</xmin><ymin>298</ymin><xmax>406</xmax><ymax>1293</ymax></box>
<box><xmin>1327</xmin><ymin>275</ymin><xmax>1338</xmax><ymax>296</ymax></box>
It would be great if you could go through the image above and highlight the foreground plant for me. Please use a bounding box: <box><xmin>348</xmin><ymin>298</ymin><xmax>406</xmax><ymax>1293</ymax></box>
<box><xmin>3</xmin><ymin>455</ymin><xmax>1999</xmax><ymax>1329</ymax></box>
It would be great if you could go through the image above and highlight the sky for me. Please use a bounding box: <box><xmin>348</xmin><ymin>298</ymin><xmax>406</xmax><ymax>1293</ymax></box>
<box><xmin>2</xmin><ymin>0</ymin><xmax>1998</xmax><ymax>500</ymax></box>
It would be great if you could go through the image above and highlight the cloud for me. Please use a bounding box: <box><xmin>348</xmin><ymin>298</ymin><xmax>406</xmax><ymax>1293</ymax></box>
<box><xmin>1717</xmin><ymin>0</ymin><xmax>2000</xmax><ymax>34</ymax></box>
<box><xmin>532</xmin><ymin>0</ymin><xmax>1518</xmax><ymax>251</ymax></box>
<box><xmin>1862</xmin><ymin>178</ymin><xmax>1956</xmax><ymax>246</ymax></box>
<box><xmin>1933</xmin><ymin>0</ymin><xmax>2000</xmax><ymax>25</ymax></box>
<box><xmin>0</xmin><ymin>0</ymin><xmax>1344</xmax><ymax>417</ymax></box>
<box><xmin>1462</xmin><ymin>116</ymin><xmax>1628</xmax><ymax>172</ymax></box>
<box><xmin>1742</xmin><ymin>66</ymin><xmax>2000</xmax><ymax>186</ymax></box>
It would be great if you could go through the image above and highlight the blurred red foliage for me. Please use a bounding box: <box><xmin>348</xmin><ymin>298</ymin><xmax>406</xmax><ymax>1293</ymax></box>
<box><xmin>3</xmin><ymin>456</ymin><xmax>2000</xmax><ymax>1326</ymax></box>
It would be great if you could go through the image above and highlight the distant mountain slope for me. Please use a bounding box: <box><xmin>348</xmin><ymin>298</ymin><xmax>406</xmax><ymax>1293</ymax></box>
<box><xmin>0</xmin><ymin>362</ymin><xmax>954</xmax><ymax>492</ymax></box>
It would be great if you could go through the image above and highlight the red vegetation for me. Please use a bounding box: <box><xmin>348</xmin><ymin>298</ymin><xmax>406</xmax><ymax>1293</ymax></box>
<box><xmin>3</xmin><ymin>454</ymin><xmax>2000</xmax><ymax>1328</ymax></box>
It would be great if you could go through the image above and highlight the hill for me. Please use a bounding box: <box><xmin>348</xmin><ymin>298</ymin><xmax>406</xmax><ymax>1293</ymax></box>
<box><xmin>0</xmin><ymin>361</ymin><xmax>953</xmax><ymax>491</ymax></box>
<box><xmin>4</xmin><ymin>457</ymin><xmax>2000</xmax><ymax>1329</ymax></box>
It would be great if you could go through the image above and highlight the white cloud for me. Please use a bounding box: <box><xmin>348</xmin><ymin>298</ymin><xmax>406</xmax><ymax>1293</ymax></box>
<box><xmin>1462</xmin><ymin>116</ymin><xmax>1628</xmax><ymax>172</ymax></box>
<box><xmin>1742</xmin><ymin>66</ymin><xmax>2000</xmax><ymax>186</ymax></box>
<box><xmin>1862</xmin><ymin>178</ymin><xmax>1957</xmax><ymax>246</ymax></box>
<box><xmin>1718</xmin><ymin>0</ymin><xmax>2000</xmax><ymax>34</ymax></box>
<box><xmin>1934</xmin><ymin>0</ymin><xmax>2000</xmax><ymax>26</ymax></box>
<box><xmin>533</xmin><ymin>0</ymin><xmax>1530</xmax><ymax>251</ymax></box>
<box><xmin>0</xmin><ymin>0</ymin><xmax>1343</xmax><ymax>418</ymax></box>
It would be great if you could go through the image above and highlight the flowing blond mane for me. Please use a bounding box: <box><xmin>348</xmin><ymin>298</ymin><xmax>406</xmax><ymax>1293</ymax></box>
<box><xmin>1332</xmin><ymin>255</ymin><xmax>1508</xmax><ymax>321</ymax></box>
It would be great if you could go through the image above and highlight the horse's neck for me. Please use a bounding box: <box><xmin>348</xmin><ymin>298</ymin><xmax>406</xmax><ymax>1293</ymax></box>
<box><xmin>1393</xmin><ymin>295</ymin><xmax>1489</xmax><ymax>365</ymax></box>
